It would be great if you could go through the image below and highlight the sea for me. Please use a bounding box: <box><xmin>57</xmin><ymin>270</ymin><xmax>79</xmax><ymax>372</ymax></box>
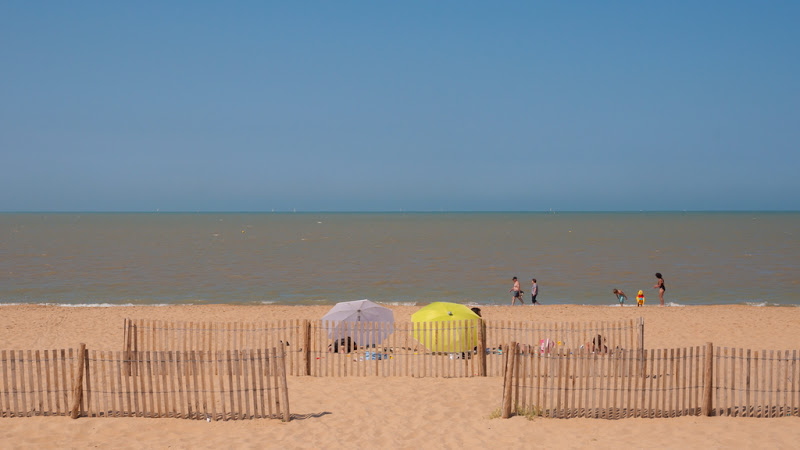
<box><xmin>1</xmin><ymin>212</ymin><xmax>798</xmax><ymax>307</ymax></box>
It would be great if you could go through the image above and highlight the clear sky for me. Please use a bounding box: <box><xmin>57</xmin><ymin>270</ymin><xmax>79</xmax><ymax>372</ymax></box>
<box><xmin>1</xmin><ymin>1</ymin><xmax>798</xmax><ymax>212</ymax></box>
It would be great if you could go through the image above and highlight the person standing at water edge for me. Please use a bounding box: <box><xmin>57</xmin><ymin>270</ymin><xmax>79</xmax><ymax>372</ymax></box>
<box><xmin>653</xmin><ymin>273</ymin><xmax>666</xmax><ymax>306</ymax></box>
<box><xmin>612</xmin><ymin>288</ymin><xmax>627</xmax><ymax>306</ymax></box>
<box><xmin>510</xmin><ymin>277</ymin><xmax>522</xmax><ymax>305</ymax></box>
<box><xmin>531</xmin><ymin>278</ymin><xmax>540</xmax><ymax>305</ymax></box>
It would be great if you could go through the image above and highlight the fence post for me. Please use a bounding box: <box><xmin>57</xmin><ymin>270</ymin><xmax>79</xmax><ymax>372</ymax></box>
<box><xmin>638</xmin><ymin>317</ymin><xmax>645</xmax><ymax>351</ymax></box>
<box><xmin>702</xmin><ymin>342</ymin><xmax>713</xmax><ymax>416</ymax></box>
<box><xmin>501</xmin><ymin>342</ymin><xmax>517</xmax><ymax>419</ymax></box>
<box><xmin>278</xmin><ymin>345</ymin><xmax>292</xmax><ymax>422</ymax></box>
<box><xmin>70</xmin><ymin>343</ymin><xmax>86</xmax><ymax>419</ymax></box>
<box><xmin>123</xmin><ymin>317</ymin><xmax>128</xmax><ymax>355</ymax></box>
<box><xmin>302</xmin><ymin>320</ymin><xmax>311</xmax><ymax>376</ymax></box>
<box><xmin>477</xmin><ymin>320</ymin><xmax>487</xmax><ymax>377</ymax></box>
<box><xmin>123</xmin><ymin>319</ymin><xmax>132</xmax><ymax>376</ymax></box>
<box><xmin>638</xmin><ymin>317</ymin><xmax>645</xmax><ymax>376</ymax></box>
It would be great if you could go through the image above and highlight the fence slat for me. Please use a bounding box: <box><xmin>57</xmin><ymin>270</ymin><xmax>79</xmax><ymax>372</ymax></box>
<box><xmin>174</xmin><ymin>351</ymin><xmax>186</xmax><ymax>419</ymax></box>
<box><xmin>35</xmin><ymin>350</ymin><xmax>43</xmax><ymax>416</ymax></box>
<box><xmin>600</xmin><ymin>349</ymin><xmax>608</xmax><ymax>419</ymax></box>
<box><xmin>155</xmin><ymin>350</ymin><xmax>165</xmax><ymax>418</ymax></box>
<box><xmin>792</xmin><ymin>350</ymin><xmax>797</xmax><ymax>417</ymax></box>
<box><xmin>754</xmin><ymin>350</ymin><xmax>761</xmax><ymax>417</ymax></box>
<box><xmin>723</xmin><ymin>347</ymin><xmax>730</xmax><ymax>416</ymax></box>
<box><xmin>737</xmin><ymin>347</ymin><xmax>744</xmax><ymax>417</ymax></box>
<box><xmin>782</xmin><ymin>350</ymin><xmax>789</xmax><ymax>417</ymax></box>
<box><xmin>769</xmin><ymin>350</ymin><xmax>775</xmax><ymax>418</ymax></box>
<box><xmin>225</xmin><ymin>350</ymin><xmax>235</xmax><ymax>419</ymax></box>
<box><xmin>610</xmin><ymin>350</ymin><xmax>618</xmax><ymax>419</ymax></box>
<box><xmin>242</xmin><ymin>350</ymin><xmax>251</xmax><ymax>419</ymax></box>
<box><xmin>16</xmin><ymin>351</ymin><xmax>26</xmax><ymax>417</ymax></box>
<box><xmin>200</xmin><ymin>351</ymin><xmax>210</xmax><ymax>420</ymax></box>
<box><xmin>98</xmin><ymin>350</ymin><xmax>108</xmax><ymax>417</ymax></box>
<box><xmin>758</xmin><ymin>350</ymin><xmax>769</xmax><ymax>417</ymax></box>
<box><xmin>186</xmin><ymin>350</ymin><xmax>196</xmax><ymax>419</ymax></box>
<box><xmin>109</xmin><ymin>349</ymin><xmax>119</xmax><ymax>417</ymax></box>
<box><xmin>51</xmin><ymin>350</ymin><xmax>60</xmax><ymax>415</ymax></box>
<box><xmin>683</xmin><ymin>347</ymin><xmax>689</xmax><ymax>417</ymax></box>
<box><xmin>194</xmin><ymin>350</ymin><xmax>203</xmax><ymax>419</ymax></box>
<box><xmin>627</xmin><ymin>348</ymin><xmax>635</xmax><ymax>418</ymax></box>
<box><xmin>217</xmin><ymin>350</ymin><xmax>227</xmax><ymax>421</ymax></box>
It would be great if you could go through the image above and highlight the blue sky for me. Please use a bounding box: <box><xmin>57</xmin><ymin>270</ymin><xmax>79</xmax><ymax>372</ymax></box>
<box><xmin>1</xmin><ymin>1</ymin><xmax>798</xmax><ymax>212</ymax></box>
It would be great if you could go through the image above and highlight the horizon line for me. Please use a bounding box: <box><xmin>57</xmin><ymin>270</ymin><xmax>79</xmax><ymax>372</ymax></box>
<box><xmin>2</xmin><ymin>209</ymin><xmax>798</xmax><ymax>214</ymax></box>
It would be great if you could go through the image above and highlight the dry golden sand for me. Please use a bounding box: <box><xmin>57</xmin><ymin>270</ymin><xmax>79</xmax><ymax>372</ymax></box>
<box><xmin>1</xmin><ymin>304</ymin><xmax>799</xmax><ymax>449</ymax></box>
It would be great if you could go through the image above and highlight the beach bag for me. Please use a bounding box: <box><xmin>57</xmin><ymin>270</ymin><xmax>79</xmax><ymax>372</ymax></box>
<box><xmin>540</xmin><ymin>338</ymin><xmax>555</xmax><ymax>354</ymax></box>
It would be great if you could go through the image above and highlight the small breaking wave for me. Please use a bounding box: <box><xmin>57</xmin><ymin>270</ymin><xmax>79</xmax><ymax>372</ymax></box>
<box><xmin>746</xmin><ymin>301</ymin><xmax>768</xmax><ymax>307</ymax></box>
<box><xmin>743</xmin><ymin>301</ymin><xmax>792</xmax><ymax>307</ymax></box>
<box><xmin>376</xmin><ymin>301</ymin><xmax>419</xmax><ymax>307</ymax></box>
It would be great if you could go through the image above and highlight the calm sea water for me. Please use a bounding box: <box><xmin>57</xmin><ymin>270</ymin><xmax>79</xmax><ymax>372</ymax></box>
<box><xmin>1</xmin><ymin>212</ymin><xmax>798</xmax><ymax>307</ymax></box>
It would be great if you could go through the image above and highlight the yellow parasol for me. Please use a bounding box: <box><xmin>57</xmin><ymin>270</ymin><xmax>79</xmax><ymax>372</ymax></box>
<box><xmin>411</xmin><ymin>302</ymin><xmax>481</xmax><ymax>353</ymax></box>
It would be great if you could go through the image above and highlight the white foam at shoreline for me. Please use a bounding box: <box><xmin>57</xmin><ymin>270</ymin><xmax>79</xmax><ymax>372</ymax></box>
<box><xmin>743</xmin><ymin>301</ymin><xmax>790</xmax><ymax>307</ymax></box>
<box><xmin>377</xmin><ymin>301</ymin><xmax>419</xmax><ymax>307</ymax></box>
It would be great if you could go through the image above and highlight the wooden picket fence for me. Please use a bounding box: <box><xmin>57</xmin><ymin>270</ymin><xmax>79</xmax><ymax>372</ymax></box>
<box><xmin>484</xmin><ymin>319</ymin><xmax>643</xmax><ymax>377</ymax></box>
<box><xmin>124</xmin><ymin>318</ymin><xmax>643</xmax><ymax>378</ymax></box>
<box><xmin>123</xmin><ymin>319</ymin><xmax>305</xmax><ymax>376</ymax></box>
<box><xmin>500</xmin><ymin>342</ymin><xmax>800</xmax><ymax>419</ymax></box>
<box><xmin>711</xmin><ymin>347</ymin><xmax>799</xmax><ymax>418</ymax></box>
<box><xmin>1</xmin><ymin>345</ymin><xmax>290</xmax><ymax>421</ymax></box>
<box><xmin>0</xmin><ymin>349</ymin><xmax>74</xmax><ymax>417</ymax></box>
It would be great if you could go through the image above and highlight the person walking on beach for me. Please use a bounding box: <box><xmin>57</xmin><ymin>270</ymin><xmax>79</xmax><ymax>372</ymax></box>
<box><xmin>612</xmin><ymin>288</ymin><xmax>627</xmax><ymax>306</ymax></box>
<box><xmin>531</xmin><ymin>278</ymin><xmax>540</xmax><ymax>305</ymax></box>
<box><xmin>510</xmin><ymin>277</ymin><xmax>523</xmax><ymax>305</ymax></box>
<box><xmin>653</xmin><ymin>273</ymin><xmax>666</xmax><ymax>306</ymax></box>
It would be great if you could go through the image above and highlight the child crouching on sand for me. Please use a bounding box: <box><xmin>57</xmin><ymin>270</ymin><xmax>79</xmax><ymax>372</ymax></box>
<box><xmin>636</xmin><ymin>290</ymin><xmax>645</xmax><ymax>307</ymax></box>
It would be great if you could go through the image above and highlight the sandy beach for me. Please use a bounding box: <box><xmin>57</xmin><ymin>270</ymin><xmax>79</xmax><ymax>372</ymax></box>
<box><xmin>1</xmin><ymin>304</ymin><xmax>799</xmax><ymax>448</ymax></box>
